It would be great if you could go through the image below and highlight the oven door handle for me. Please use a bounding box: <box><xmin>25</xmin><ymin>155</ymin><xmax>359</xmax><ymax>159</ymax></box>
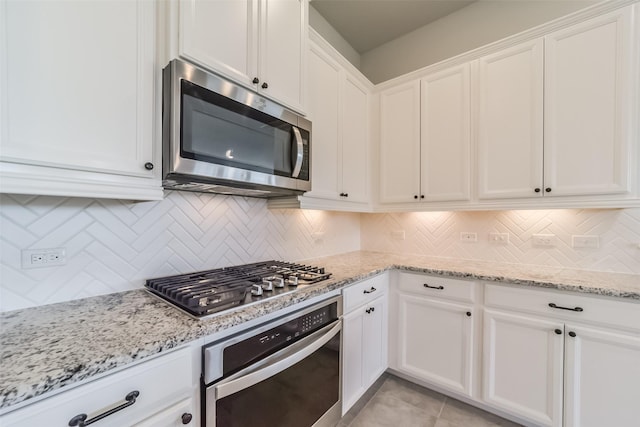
<box><xmin>214</xmin><ymin>321</ymin><xmax>341</xmax><ymax>400</ymax></box>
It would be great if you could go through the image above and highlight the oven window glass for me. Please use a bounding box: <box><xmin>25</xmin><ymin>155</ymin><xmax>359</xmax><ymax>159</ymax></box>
<box><xmin>216</xmin><ymin>332</ymin><xmax>340</xmax><ymax>427</ymax></box>
<box><xmin>180</xmin><ymin>80</ymin><xmax>297</xmax><ymax>177</ymax></box>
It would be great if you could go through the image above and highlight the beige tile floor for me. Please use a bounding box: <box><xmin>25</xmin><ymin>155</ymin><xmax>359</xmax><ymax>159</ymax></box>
<box><xmin>337</xmin><ymin>374</ymin><xmax>522</xmax><ymax>427</ymax></box>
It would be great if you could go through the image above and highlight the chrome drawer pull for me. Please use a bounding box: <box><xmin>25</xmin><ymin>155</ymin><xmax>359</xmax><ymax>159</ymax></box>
<box><xmin>363</xmin><ymin>287</ymin><xmax>377</xmax><ymax>294</ymax></box>
<box><xmin>423</xmin><ymin>283</ymin><xmax>444</xmax><ymax>290</ymax></box>
<box><xmin>548</xmin><ymin>303</ymin><xmax>583</xmax><ymax>312</ymax></box>
<box><xmin>68</xmin><ymin>390</ymin><xmax>139</xmax><ymax>426</ymax></box>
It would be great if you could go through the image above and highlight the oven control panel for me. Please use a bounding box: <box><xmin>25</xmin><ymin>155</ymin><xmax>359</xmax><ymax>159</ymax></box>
<box><xmin>219</xmin><ymin>300</ymin><xmax>338</xmax><ymax>379</ymax></box>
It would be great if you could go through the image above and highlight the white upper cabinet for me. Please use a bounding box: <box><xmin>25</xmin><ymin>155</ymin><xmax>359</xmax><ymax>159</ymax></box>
<box><xmin>302</xmin><ymin>37</ymin><xmax>370</xmax><ymax>209</ymax></box>
<box><xmin>379</xmin><ymin>63</ymin><xmax>471</xmax><ymax>206</ymax></box>
<box><xmin>421</xmin><ymin>64</ymin><xmax>471</xmax><ymax>202</ymax></box>
<box><xmin>0</xmin><ymin>0</ymin><xmax>162</xmax><ymax>200</ymax></box>
<box><xmin>177</xmin><ymin>0</ymin><xmax>307</xmax><ymax>113</ymax></box>
<box><xmin>477</xmin><ymin>39</ymin><xmax>544</xmax><ymax>199</ymax></box>
<box><xmin>341</xmin><ymin>75</ymin><xmax>369</xmax><ymax>203</ymax></box>
<box><xmin>307</xmin><ymin>44</ymin><xmax>340</xmax><ymax>200</ymax></box>
<box><xmin>379</xmin><ymin>80</ymin><xmax>421</xmax><ymax>204</ymax></box>
<box><xmin>544</xmin><ymin>7</ymin><xmax>634</xmax><ymax>197</ymax></box>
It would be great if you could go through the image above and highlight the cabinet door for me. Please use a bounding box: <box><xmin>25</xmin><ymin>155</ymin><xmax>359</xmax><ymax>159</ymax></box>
<box><xmin>397</xmin><ymin>294</ymin><xmax>474</xmax><ymax>396</ymax></box>
<box><xmin>259</xmin><ymin>0</ymin><xmax>306</xmax><ymax>112</ymax></box>
<box><xmin>0</xmin><ymin>0</ymin><xmax>156</xmax><ymax>178</ymax></box>
<box><xmin>379</xmin><ymin>81</ymin><xmax>421</xmax><ymax>203</ymax></box>
<box><xmin>420</xmin><ymin>64</ymin><xmax>470</xmax><ymax>202</ymax></box>
<box><xmin>341</xmin><ymin>75</ymin><xmax>369</xmax><ymax>203</ymax></box>
<box><xmin>179</xmin><ymin>0</ymin><xmax>258</xmax><ymax>89</ymax></box>
<box><xmin>482</xmin><ymin>309</ymin><xmax>563</xmax><ymax>427</ymax></box>
<box><xmin>307</xmin><ymin>45</ymin><xmax>340</xmax><ymax>200</ymax></box>
<box><xmin>477</xmin><ymin>39</ymin><xmax>544</xmax><ymax>199</ymax></box>
<box><xmin>342</xmin><ymin>306</ymin><xmax>365</xmax><ymax>414</ymax></box>
<box><xmin>544</xmin><ymin>6</ymin><xmax>634</xmax><ymax>197</ymax></box>
<box><xmin>362</xmin><ymin>296</ymin><xmax>387</xmax><ymax>389</ymax></box>
<box><xmin>134</xmin><ymin>398</ymin><xmax>195</xmax><ymax>426</ymax></box>
<box><xmin>564</xmin><ymin>324</ymin><xmax>640</xmax><ymax>427</ymax></box>
<box><xmin>342</xmin><ymin>295</ymin><xmax>387</xmax><ymax>415</ymax></box>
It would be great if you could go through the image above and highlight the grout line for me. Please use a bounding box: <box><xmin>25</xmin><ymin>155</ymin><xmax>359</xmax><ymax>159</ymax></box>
<box><xmin>437</xmin><ymin>396</ymin><xmax>447</xmax><ymax>418</ymax></box>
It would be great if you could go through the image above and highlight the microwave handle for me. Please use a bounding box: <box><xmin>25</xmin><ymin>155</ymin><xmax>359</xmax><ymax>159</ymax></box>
<box><xmin>291</xmin><ymin>127</ymin><xmax>304</xmax><ymax>178</ymax></box>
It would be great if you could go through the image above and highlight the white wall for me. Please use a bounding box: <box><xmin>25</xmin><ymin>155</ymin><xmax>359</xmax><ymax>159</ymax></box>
<box><xmin>361</xmin><ymin>209</ymin><xmax>640</xmax><ymax>274</ymax></box>
<box><xmin>360</xmin><ymin>0</ymin><xmax>597</xmax><ymax>84</ymax></box>
<box><xmin>309</xmin><ymin>4</ymin><xmax>362</xmax><ymax>69</ymax></box>
<box><xmin>0</xmin><ymin>192</ymin><xmax>361</xmax><ymax>312</ymax></box>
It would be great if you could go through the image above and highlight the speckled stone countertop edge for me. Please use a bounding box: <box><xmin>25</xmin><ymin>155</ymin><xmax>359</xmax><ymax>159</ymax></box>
<box><xmin>2</xmin><ymin>252</ymin><xmax>639</xmax><ymax>412</ymax></box>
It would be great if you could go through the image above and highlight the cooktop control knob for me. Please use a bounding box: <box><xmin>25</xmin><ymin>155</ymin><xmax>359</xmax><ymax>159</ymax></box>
<box><xmin>273</xmin><ymin>277</ymin><xmax>285</xmax><ymax>288</ymax></box>
<box><xmin>287</xmin><ymin>276</ymin><xmax>299</xmax><ymax>287</ymax></box>
<box><xmin>251</xmin><ymin>284</ymin><xmax>263</xmax><ymax>296</ymax></box>
<box><xmin>261</xmin><ymin>278</ymin><xmax>274</xmax><ymax>291</ymax></box>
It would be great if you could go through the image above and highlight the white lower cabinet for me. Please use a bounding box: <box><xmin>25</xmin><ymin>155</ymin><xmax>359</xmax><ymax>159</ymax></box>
<box><xmin>483</xmin><ymin>284</ymin><xmax>640</xmax><ymax>427</ymax></box>
<box><xmin>398</xmin><ymin>294</ymin><xmax>474</xmax><ymax>396</ymax></box>
<box><xmin>564</xmin><ymin>324</ymin><xmax>640</xmax><ymax>427</ymax></box>
<box><xmin>0</xmin><ymin>347</ymin><xmax>196</xmax><ymax>427</ymax></box>
<box><xmin>342</xmin><ymin>275</ymin><xmax>388</xmax><ymax>414</ymax></box>
<box><xmin>483</xmin><ymin>309</ymin><xmax>564</xmax><ymax>427</ymax></box>
<box><xmin>393</xmin><ymin>273</ymin><xmax>476</xmax><ymax>397</ymax></box>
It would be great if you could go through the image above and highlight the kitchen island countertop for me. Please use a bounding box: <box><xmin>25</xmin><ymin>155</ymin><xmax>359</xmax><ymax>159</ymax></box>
<box><xmin>2</xmin><ymin>251</ymin><xmax>639</xmax><ymax>411</ymax></box>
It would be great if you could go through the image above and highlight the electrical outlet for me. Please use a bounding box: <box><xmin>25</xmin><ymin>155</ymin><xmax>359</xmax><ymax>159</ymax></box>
<box><xmin>391</xmin><ymin>230</ymin><xmax>406</xmax><ymax>240</ymax></box>
<box><xmin>22</xmin><ymin>248</ymin><xmax>66</xmax><ymax>269</ymax></box>
<box><xmin>532</xmin><ymin>234</ymin><xmax>557</xmax><ymax>247</ymax></box>
<box><xmin>311</xmin><ymin>231</ymin><xmax>325</xmax><ymax>243</ymax></box>
<box><xmin>460</xmin><ymin>232</ymin><xmax>477</xmax><ymax>242</ymax></box>
<box><xmin>489</xmin><ymin>232</ymin><xmax>509</xmax><ymax>244</ymax></box>
<box><xmin>572</xmin><ymin>235</ymin><xmax>599</xmax><ymax>249</ymax></box>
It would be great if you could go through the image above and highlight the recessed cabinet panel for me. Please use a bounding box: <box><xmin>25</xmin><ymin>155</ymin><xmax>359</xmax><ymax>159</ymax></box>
<box><xmin>544</xmin><ymin>8</ymin><xmax>633</xmax><ymax>196</ymax></box>
<box><xmin>564</xmin><ymin>324</ymin><xmax>640</xmax><ymax>427</ymax></box>
<box><xmin>398</xmin><ymin>294</ymin><xmax>473</xmax><ymax>396</ymax></box>
<box><xmin>477</xmin><ymin>39</ymin><xmax>544</xmax><ymax>199</ymax></box>
<box><xmin>483</xmin><ymin>309</ymin><xmax>563</xmax><ymax>427</ymax></box>
<box><xmin>420</xmin><ymin>64</ymin><xmax>471</xmax><ymax>202</ymax></box>
<box><xmin>1</xmin><ymin>0</ymin><xmax>155</xmax><ymax>178</ymax></box>
<box><xmin>379</xmin><ymin>81</ymin><xmax>421</xmax><ymax>203</ymax></box>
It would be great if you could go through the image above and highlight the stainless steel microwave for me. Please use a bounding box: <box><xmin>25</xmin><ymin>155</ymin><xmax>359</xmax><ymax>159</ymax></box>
<box><xmin>162</xmin><ymin>60</ymin><xmax>311</xmax><ymax>198</ymax></box>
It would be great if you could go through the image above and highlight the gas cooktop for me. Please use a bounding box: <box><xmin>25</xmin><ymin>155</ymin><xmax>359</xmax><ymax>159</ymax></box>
<box><xmin>145</xmin><ymin>261</ymin><xmax>332</xmax><ymax>318</ymax></box>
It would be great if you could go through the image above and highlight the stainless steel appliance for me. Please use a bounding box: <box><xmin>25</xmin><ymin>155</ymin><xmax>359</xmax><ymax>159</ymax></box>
<box><xmin>145</xmin><ymin>261</ymin><xmax>332</xmax><ymax>318</ymax></box>
<box><xmin>162</xmin><ymin>59</ymin><xmax>312</xmax><ymax>198</ymax></box>
<box><xmin>202</xmin><ymin>295</ymin><xmax>342</xmax><ymax>427</ymax></box>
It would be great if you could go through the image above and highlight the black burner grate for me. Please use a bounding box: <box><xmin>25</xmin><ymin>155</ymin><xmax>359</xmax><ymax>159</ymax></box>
<box><xmin>145</xmin><ymin>261</ymin><xmax>331</xmax><ymax>317</ymax></box>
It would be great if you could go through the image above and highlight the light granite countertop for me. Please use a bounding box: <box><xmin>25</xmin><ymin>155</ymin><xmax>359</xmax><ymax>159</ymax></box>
<box><xmin>1</xmin><ymin>251</ymin><xmax>639</xmax><ymax>412</ymax></box>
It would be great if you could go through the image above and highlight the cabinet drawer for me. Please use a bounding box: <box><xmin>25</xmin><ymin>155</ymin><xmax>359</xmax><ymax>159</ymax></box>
<box><xmin>485</xmin><ymin>284</ymin><xmax>640</xmax><ymax>333</ymax></box>
<box><xmin>1</xmin><ymin>347</ymin><xmax>193</xmax><ymax>427</ymax></box>
<box><xmin>343</xmin><ymin>274</ymin><xmax>388</xmax><ymax>312</ymax></box>
<box><xmin>398</xmin><ymin>272</ymin><xmax>476</xmax><ymax>303</ymax></box>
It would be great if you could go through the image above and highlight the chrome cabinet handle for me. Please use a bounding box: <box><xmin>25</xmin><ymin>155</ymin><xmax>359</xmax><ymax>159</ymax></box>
<box><xmin>291</xmin><ymin>127</ymin><xmax>304</xmax><ymax>178</ymax></box>
<box><xmin>68</xmin><ymin>391</ymin><xmax>139</xmax><ymax>426</ymax></box>
<box><xmin>423</xmin><ymin>283</ymin><xmax>444</xmax><ymax>290</ymax></box>
<box><xmin>363</xmin><ymin>287</ymin><xmax>376</xmax><ymax>294</ymax></box>
<box><xmin>548</xmin><ymin>303</ymin><xmax>583</xmax><ymax>312</ymax></box>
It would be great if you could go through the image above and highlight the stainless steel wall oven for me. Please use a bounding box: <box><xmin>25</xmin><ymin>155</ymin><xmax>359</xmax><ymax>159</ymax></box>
<box><xmin>201</xmin><ymin>296</ymin><xmax>342</xmax><ymax>427</ymax></box>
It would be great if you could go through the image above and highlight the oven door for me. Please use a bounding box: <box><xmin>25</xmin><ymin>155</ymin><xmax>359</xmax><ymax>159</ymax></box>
<box><xmin>205</xmin><ymin>321</ymin><xmax>342</xmax><ymax>427</ymax></box>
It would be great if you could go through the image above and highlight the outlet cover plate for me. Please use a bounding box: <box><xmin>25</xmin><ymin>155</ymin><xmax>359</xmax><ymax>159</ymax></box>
<box><xmin>460</xmin><ymin>232</ymin><xmax>478</xmax><ymax>242</ymax></box>
<box><xmin>489</xmin><ymin>232</ymin><xmax>510</xmax><ymax>244</ymax></box>
<box><xmin>572</xmin><ymin>235</ymin><xmax>599</xmax><ymax>249</ymax></box>
<box><xmin>532</xmin><ymin>234</ymin><xmax>557</xmax><ymax>247</ymax></box>
<box><xmin>21</xmin><ymin>248</ymin><xmax>66</xmax><ymax>269</ymax></box>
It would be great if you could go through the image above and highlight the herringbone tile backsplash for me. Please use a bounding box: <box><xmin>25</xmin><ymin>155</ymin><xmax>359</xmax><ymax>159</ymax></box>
<box><xmin>1</xmin><ymin>191</ymin><xmax>639</xmax><ymax>312</ymax></box>
<box><xmin>361</xmin><ymin>209</ymin><xmax>640</xmax><ymax>274</ymax></box>
<box><xmin>0</xmin><ymin>192</ymin><xmax>360</xmax><ymax>311</ymax></box>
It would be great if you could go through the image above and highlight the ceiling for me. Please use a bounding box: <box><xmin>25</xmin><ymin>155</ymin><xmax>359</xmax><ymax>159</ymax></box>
<box><xmin>311</xmin><ymin>0</ymin><xmax>477</xmax><ymax>53</ymax></box>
